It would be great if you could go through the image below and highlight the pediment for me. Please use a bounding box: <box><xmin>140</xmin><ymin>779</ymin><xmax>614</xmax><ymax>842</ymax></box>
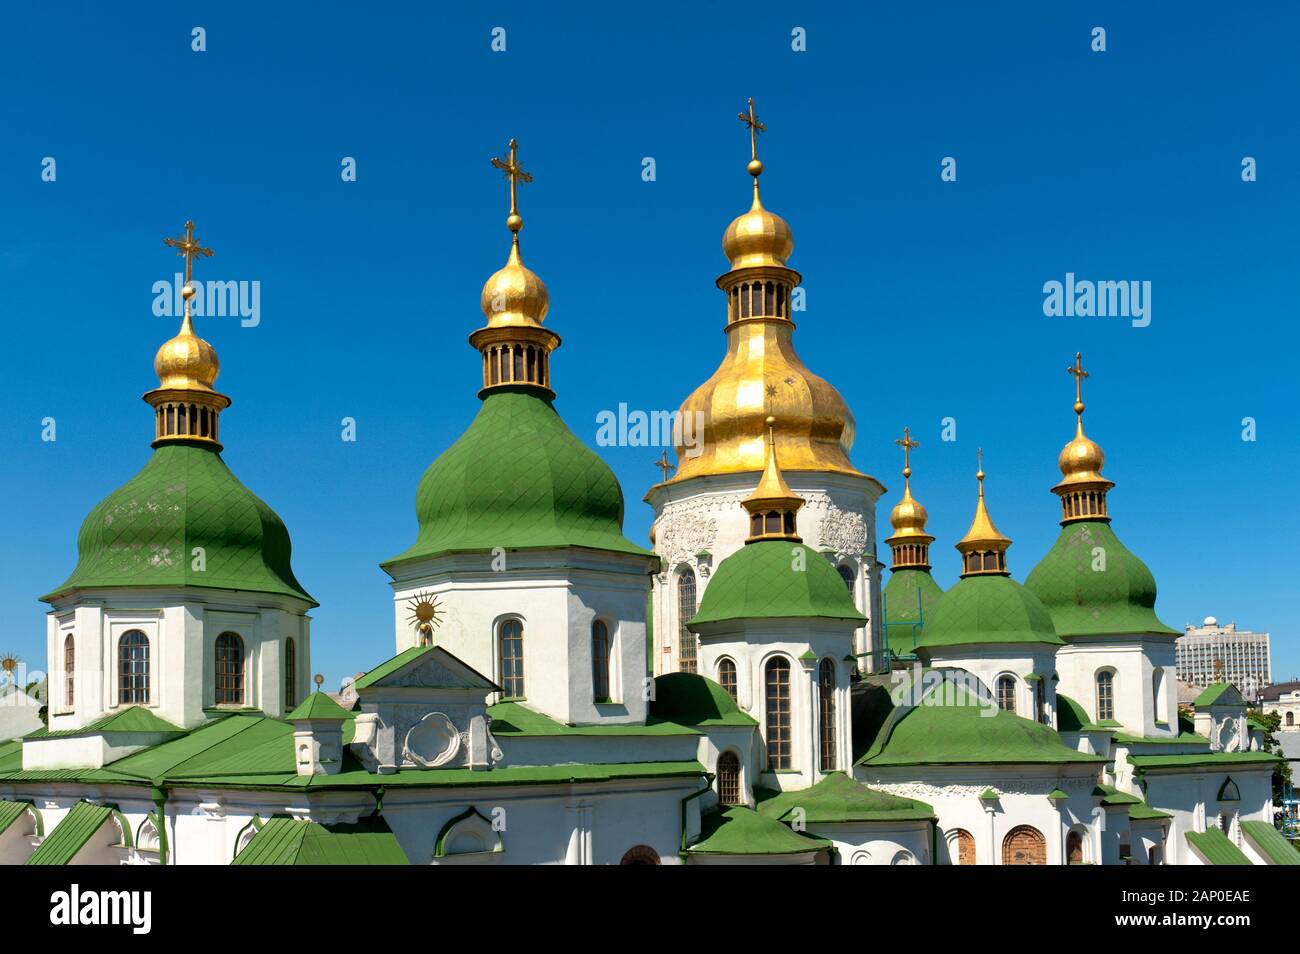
<box><xmin>355</xmin><ymin>646</ymin><xmax>500</xmax><ymax>693</ymax></box>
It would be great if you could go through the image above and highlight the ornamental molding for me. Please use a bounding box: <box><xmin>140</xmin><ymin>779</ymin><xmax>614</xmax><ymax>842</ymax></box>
<box><xmin>656</xmin><ymin>512</ymin><xmax>719</xmax><ymax>567</ymax></box>
<box><xmin>872</xmin><ymin>775</ymin><xmax>1092</xmax><ymax>801</ymax></box>
<box><xmin>816</xmin><ymin>497</ymin><xmax>869</xmax><ymax>561</ymax></box>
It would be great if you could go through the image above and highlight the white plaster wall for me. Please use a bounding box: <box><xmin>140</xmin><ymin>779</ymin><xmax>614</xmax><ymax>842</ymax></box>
<box><xmin>816</xmin><ymin>821</ymin><xmax>931</xmax><ymax>865</ymax></box>
<box><xmin>1055</xmin><ymin>637</ymin><xmax>1179</xmax><ymax>737</ymax></box>
<box><xmin>1136</xmin><ymin>767</ymin><xmax>1273</xmax><ymax>865</ymax></box>
<box><xmin>920</xmin><ymin>647</ymin><xmax>1061</xmax><ymax>725</ymax></box>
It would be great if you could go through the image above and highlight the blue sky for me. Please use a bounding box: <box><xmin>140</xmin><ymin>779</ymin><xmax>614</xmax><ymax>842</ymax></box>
<box><xmin>2</xmin><ymin>2</ymin><xmax>1297</xmax><ymax>686</ymax></box>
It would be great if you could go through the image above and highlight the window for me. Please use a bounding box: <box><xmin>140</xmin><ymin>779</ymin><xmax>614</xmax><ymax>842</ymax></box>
<box><xmin>1287</xmin><ymin>712</ymin><xmax>1295</xmax><ymax>727</ymax></box>
<box><xmin>676</xmin><ymin>569</ymin><xmax>697</xmax><ymax>673</ymax></box>
<box><xmin>1035</xmin><ymin>679</ymin><xmax>1046</xmax><ymax>723</ymax></box>
<box><xmin>952</xmin><ymin>829</ymin><xmax>976</xmax><ymax>865</ymax></box>
<box><xmin>836</xmin><ymin>564</ymin><xmax>855</xmax><ymax>594</ymax></box>
<box><xmin>499</xmin><ymin>619</ymin><xmax>525</xmax><ymax>698</ymax></box>
<box><xmin>717</xmin><ymin>751</ymin><xmax>740</xmax><ymax>804</ymax></box>
<box><xmin>119</xmin><ymin>630</ymin><xmax>150</xmax><ymax>705</ymax></box>
<box><xmin>717</xmin><ymin>658</ymin><xmax>737</xmax><ymax>702</ymax></box>
<box><xmin>215</xmin><ymin>632</ymin><xmax>245</xmax><ymax>706</ymax></box>
<box><xmin>591</xmin><ymin>620</ymin><xmax>611</xmax><ymax>701</ymax></box>
<box><xmin>1066</xmin><ymin>830</ymin><xmax>1084</xmax><ymax>864</ymax></box>
<box><xmin>1002</xmin><ymin>825</ymin><xmax>1047</xmax><ymax>865</ymax></box>
<box><xmin>63</xmin><ymin>634</ymin><xmax>75</xmax><ymax>712</ymax></box>
<box><xmin>818</xmin><ymin>658</ymin><xmax>837</xmax><ymax>771</ymax></box>
<box><xmin>1096</xmin><ymin>670</ymin><xmax>1115</xmax><ymax>722</ymax></box>
<box><xmin>284</xmin><ymin>638</ymin><xmax>297</xmax><ymax>709</ymax></box>
<box><xmin>765</xmin><ymin>657</ymin><xmax>792</xmax><ymax>770</ymax></box>
<box><xmin>996</xmin><ymin>675</ymin><xmax>1016</xmax><ymax>713</ymax></box>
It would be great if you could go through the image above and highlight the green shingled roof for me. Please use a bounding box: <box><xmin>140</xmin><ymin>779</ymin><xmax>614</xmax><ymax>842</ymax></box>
<box><xmin>755</xmin><ymin>772</ymin><xmax>934</xmax><ymax>823</ymax></box>
<box><xmin>649</xmin><ymin>673</ymin><xmax>757</xmax><ymax>727</ymax></box>
<box><xmin>1185</xmin><ymin>827</ymin><xmax>1251</xmax><ymax>865</ymax></box>
<box><xmin>691</xmin><ymin>541</ymin><xmax>866</xmax><ymax>625</ymax></box>
<box><xmin>25</xmin><ymin>801</ymin><xmax>116</xmax><ymax>865</ymax></box>
<box><xmin>1024</xmin><ymin>520</ymin><xmax>1175</xmax><ymax>638</ymax></box>
<box><xmin>487</xmin><ymin>701</ymin><xmax>700</xmax><ymax>736</ymax></box>
<box><xmin>1128</xmin><ymin>801</ymin><xmax>1172</xmax><ymax>821</ymax></box>
<box><xmin>232</xmin><ymin>815</ymin><xmax>409</xmax><ymax>865</ymax></box>
<box><xmin>918</xmin><ymin>574</ymin><xmax>1063</xmax><ymax>651</ymax></box>
<box><xmin>1241</xmin><ymin>821</ymin><xmax>1300</xmax><ymax>865</ymax></box>
<box><xmin>857</xmin><ymin>684</ymin><xmax>1103</xmax><ymax>767</ymax></box>
<box><xmin>383</xmin><ymin>389</ymin><xmax>648</xmax><ymax>569</ymax></box>
<box><xmin>25</xmin><ymin>706</ymin><xmax>184</xmax><ymax>739</ymax></box>
<box><xmin>1128</xmin><ymin>751</ymin><xmax>1279</xmax><ymax>770</ymax></box>
<box><xmin>883</xmin><ymin>568</ymin><xmax>943</xmax><ymax>654</ymax></box>
<box><xmin>286</xmin><ymin>692</ymin><xmax>351</xmax><ymax>721</ymax></box>
<box><xmin>688</xmin><ymin>806</ymin><xmax>830</xmax><ymax>856</ymax></box>
<box><xmin>44</xmin><ymin>443</ymin><xmax>314</xmax><ymax>605</ymax></box>
<box><xmin>1193</xmin><ymin>683</ymin><xmax>1243</xmax><ymax>707</ymax></box>
<box><xmin>0</xmin><ymin>800</ymin><xmax>31</xmax><ymax>837</ymax></box>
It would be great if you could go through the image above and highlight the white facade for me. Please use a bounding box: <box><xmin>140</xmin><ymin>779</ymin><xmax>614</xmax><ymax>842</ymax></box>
<box><xmin>1055</xmin><ymin>636</ymin><xmax>1179</xmax><ymax>738</ymax></box>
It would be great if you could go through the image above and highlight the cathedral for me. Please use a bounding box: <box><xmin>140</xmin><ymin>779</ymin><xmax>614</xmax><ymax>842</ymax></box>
<box><xmin>0</xmin><ymin>104</ymin><xmax>1290</xmax><ymax>867</ymax></box>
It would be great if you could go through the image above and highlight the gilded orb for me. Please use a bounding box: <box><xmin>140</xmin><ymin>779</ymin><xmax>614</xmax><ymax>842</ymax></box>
<box><xmin>747</xmin><ymin>159</ymin><xmax>764</xmax><ymax>177</ymax></box>
<box><xmin>507</xmin><ymin>213</ymin><xmax>523</xmax><ymax>232</ymax></box>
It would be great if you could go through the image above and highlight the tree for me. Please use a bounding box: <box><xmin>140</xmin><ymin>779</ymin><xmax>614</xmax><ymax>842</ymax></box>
<box><xmin>1248</xmin><ymin>708</ymin><xmax>1292</xmax><ymax>803</ymax></box>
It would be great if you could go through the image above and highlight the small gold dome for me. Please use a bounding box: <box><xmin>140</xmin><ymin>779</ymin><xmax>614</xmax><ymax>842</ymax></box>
<box><xmin>1056</xmin><ymin>419</ymin><xmax>1106</xmax><ymax>486</ymax></box>
<box><xmin>722</xmin><ymin>188</ymin><xmax>794</xmax><ymax>270</ymax></box>
<box><xmin>889</xmin><ymin>486</ymin><xmax>930</xmax><ymax>537</ymax></box>
<box><xmin>154</xmin><ymin>314</ymin><xmax>219</xmax><ymax>392</ymax></box>
<box><xmin>480</xmin><ymin>240</ymin><xmax>549</xmax><ymax>328</ymax></box>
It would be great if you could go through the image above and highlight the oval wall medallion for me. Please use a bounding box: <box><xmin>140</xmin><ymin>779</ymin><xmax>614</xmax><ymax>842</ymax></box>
<box><xmin>403</xmin><ymin>711</ymin><xmax>462</xmax><ymax>767</ymax></box>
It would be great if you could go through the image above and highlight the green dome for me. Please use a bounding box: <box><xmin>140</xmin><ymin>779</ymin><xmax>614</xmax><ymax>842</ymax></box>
<box><xmin>44</xmin><ymin>443</ymin><xmax>313</xmax><ymax>604</ymax></box>
<box><xmin>1023</xmin><ymin>520</ymin><xmax>1176</xmax><ymax>637</ymax></box>
<box><xmin>691</xmin><ymin>541</ymin><xmax>866</xmax><ymax>625</ymax></box>
<box><xmin>882</xmin><ymin>568</ymin><xmax>944</xmax><ymax>657</ymax></box>
<box><xmin>384</xmin><ymin>389</ymin><xmax>647</xmax><ymax>568</ymax></box>
<box><xmin>650</xmin><ymin>673</ymin><xmax>756</xmax><ymax>726</ymax></box>
<box><xmin>918</xmin><ymin>574</ymin><xmax>1062</xmax><ymax>651</ymax></box>
<box><xmin>858</xmin><ymin>683</ymin><xmax>1101</xmax><ymax>767</ymax></box>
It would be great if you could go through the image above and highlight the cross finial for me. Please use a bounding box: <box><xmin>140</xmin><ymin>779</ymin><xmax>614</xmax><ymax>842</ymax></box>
<box><xmin>163</xmin><ymin>219</ymin><xmax>214</xmax><ymax>294</ymax></box>
<box><xmin>895</xmin><ymin>426</ymin><xmax>920</xmax><ymax>481</ymax></box>
<box><xmin>976</xmin><ymin>447</ymin><xmax>985</xmax><ymax>494</ymax></box>
<box><xmin>738</xmin><ymin>97</ymin><xmax>766</xmax><ymax>180</ymax></box>
<box><xmin>654</xmin><ymin>450</ymin><xmax>675</xmax><ymax>482</ymax></box>
<box><xmin>1067</xmin><ymin>351</ymin><xmax>1089</xmax><ymax>416</ymax></box>
<box><xmin>491</xmin><ymin>138</ymin><xmax>533</xmax><ymax>239</ymax></box>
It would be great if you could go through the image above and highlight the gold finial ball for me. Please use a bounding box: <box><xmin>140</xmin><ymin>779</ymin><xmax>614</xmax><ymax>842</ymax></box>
<box><xmin>1074</xmin><ymin>401</ymin><xmax>1085</xmax><ymax>415</ymax></box>
<box><xmin>506</xmin><ymin>213</ymin><xmax>523</xmax><ymax>233</ymax></box>
<box><xmin>903</xmin><ymin>466</ymin><xmax>912</xmax><ymax>479</ymax></box>
<box><xmin>181</xmin><ymin>283</ymin><xmax>197</xmax><ymax>302</ymax></box>
<box><xmin>765</xmin><ymin>415</ymin><xmax>777</xmax><ymax>427</ymax></box>
<box><xmin>313</xmin><ymin>673</ymin><xmax>324</xmax><ymax>689</ymax></box>
<box><xmin>748</xmin><ymin>159</ymin><xmax>764</xmax><ymax>178</ymax></box>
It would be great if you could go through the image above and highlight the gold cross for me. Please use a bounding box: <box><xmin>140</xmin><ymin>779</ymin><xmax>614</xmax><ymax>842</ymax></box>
<box><xmin>653</xmin><ymin>450</ymin><xmax>675</xmax><ymax>482</ymax></box>
<box><xmin>1067</xmin><ymin>351</ymin><xmax>1089</xmax><ymax>409</ymax></box>
<box><xmin>163</xmin><ymin>220</ymin><xmax>214</xmax><ymax>286</ymax></box>
<box><xmin>491</xmin><ymin>138</ymin><xmax>533</xmax><ymax>224</ymax></box>
<box><xmin>738</xmin><ymin>97</ymin><xmax>765</xmax><ymax>163</ymax></box>
<box><xmin>895</xmin><ymin>426</ymin><xmax>919</xmax><ymax>478</ymax></box>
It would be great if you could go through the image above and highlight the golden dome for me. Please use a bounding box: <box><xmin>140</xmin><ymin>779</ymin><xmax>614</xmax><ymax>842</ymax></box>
<box><xmin>480</xmin><ymin>239</ymin><xmax>549</xmax><ymax>328</ymax></box>
<box><xmin>722</xmin><ymin>186</ymin><xmax>794</xmax><ymax>269</ymax></box>
<box><xmin>1056</xmin><ymin>418</ymin><xmax>1106</xmax><ymax>486</ymax></box>
<box><xmin>889</xmin><ymin>487</ymin><xmax>930</xmax><ymax>538</ymax></box>
<box><xmin>957</xmin><ymin>455</ymin><xmax>1011</xmax><ymax>553</ymax></box>
<box><xmin>154</xmin><ymin>308</ymin><xmax>219</xmax><ymax>392</ymax></box>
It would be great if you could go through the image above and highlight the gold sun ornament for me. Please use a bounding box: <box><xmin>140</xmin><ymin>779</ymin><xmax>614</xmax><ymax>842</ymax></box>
<box><xmin>406</xmin><ymin>593</ymin><xmax>444</xmax><ymax>646</ymax></box>
<box><xmin>0</xmin><ymin>653</ymin><xmax>20</xmax><ymax>685</ymax></box>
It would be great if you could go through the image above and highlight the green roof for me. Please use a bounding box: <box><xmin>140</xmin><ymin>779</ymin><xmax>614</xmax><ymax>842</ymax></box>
<box><xmin>383</xmin><ymin>389</ymin><xmax>648</xmax><ymax>569</ymax></box>
<box><xmin>691</xmin><ymin>540</ymin><xmax>866</xmax><ymax>625</ymax></box>
<box><xmin>688</xmin><ymin>806</ymin><xmax>830</xmax><ymax>856</ymax></box>
<box><xmin>1241</xmin><ymin>821</ymin><xmax>1300</xmax><ymax>865</ymax></box>
<box><xmin>0</xmin><ymin>800</ymin><xmax>31</xmax><ymax>837</ymax></box>
<box><xmin>1128</xmin><ymin>801</ymin><xmax>1172</xmax><ymax>821</ymax></box>
<box><xmin>918</xmin><ymin>574</ymin><xmax>1063</xmax><ymax>650</ymax></box>
<box><xmin>487</xmin><ymin>701</ymin><xmax>700</xmax><ymax>736</ymax></box>
<box><xmin>1185</xmin><ymin>828</ymin><xmax>1251</xmax><ymax>865</ymax></box>
<box><xmin>1128</xmin><ymin>751</ymin><xmax>1279</xmax><ymax>770</ymax></box>
<box><xmin>352</xmin><ymin>645</ymin><xmax>498</xmax><ymax>692</ymax></box>
<box><xmin>649</xmin><ymin>673</ymin><xmax>757</xmax><ymax>727</ymax></box>
<box><xmin>1093</xmin><ymin>783</ymin><xmax>1141</xmax><ymax>806</ymax></box>
<box><xmin>1055</xmin><ymin>693</ymin><xmax>1114</xmax><ymax>733</ymax></box>
<box><xmin>755</xmin><ymin>772</ymin><xmax>934</xmax><ymax>823</ymax></box>
<box><xmin>232</xmin><ymin>815</ymin><xmax>409</xmax><ymax>865</ymax></box>
<box><xmin>883</xmin><ymin>568</ymin><xmax>943</xmax><ymax>653</ymax></box>
<box><xmin>286</xmin><ymin>692</ymin><xmax>351</xmax><ymax>721</ymax></box>
<box><xmin>25</xmin><ymin>706</ymin><xmax>184</xmax><ymax>739</ymax></box>
<box><xmin>25</xmin><ymin>801</ymin><xmax>116</xmax><ymax>865</ymax></box>
<box><xmin>858</xmin><ymin>683</ymin><xmax>1104</xmax><ymax>767</ymax></box>
<box><xmin>44</xmin><ymin>442</ymin><xmax>314</xmax><ymax>605</ymax></box>
<box><xmin>1193</xmin><ymin>683</ymin><xmax>1243</xmax><ymax>707</ymax></box>
<box><xmin>1024</xmin><ymin>520</ymin><xmax>1175</xmax><ymax>638</ymax></box>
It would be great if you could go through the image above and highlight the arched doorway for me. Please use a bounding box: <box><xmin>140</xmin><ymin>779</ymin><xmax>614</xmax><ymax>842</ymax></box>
<box><xmin>716</xmin><ymin>751</ymin><xmax>740</xmax><ymax>805</ymax></box>
<box><xmin>951</xmin><ymin>829</ymin><xmax>976</xmax><ymax>865</ymax></box>
<box><xmin>1066</xmin><ymin>829</ymin><xmax>1084</xmax><ymax>864</ymax></box>
<box><xmin>620</xmin><ymin>845</ymin><xmax>661</xmax><ymax>865</ymax></box>
<box><xmin>1002</xmin><ymin>825</ymin><xmax>1047</xmax><ymax>865</ymax></box>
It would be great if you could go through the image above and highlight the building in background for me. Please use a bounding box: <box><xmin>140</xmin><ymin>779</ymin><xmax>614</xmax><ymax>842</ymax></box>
<box><xmin>1176</xmin><ymin>617</ymin><xmax>1271</xmax><ymax>698</ymax></box>
<box><xmin>1260</xmin><ymin>681</ymin><xmax>1300</xmax><ymax>732</ymax></box>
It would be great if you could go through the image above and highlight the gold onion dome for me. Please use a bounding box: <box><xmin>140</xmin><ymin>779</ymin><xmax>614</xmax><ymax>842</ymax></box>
<box><xmin>1051</xmin><ymin>353</ymin><xmax>1114</xmax><ymax>522</ymax></box>
<box><xmin>154</xmin><ymin>310</ymin><xmax>220</xmax><ymax>392</ymax></box>
<box><xmin>956</xmin><ymin>452</ymin><xmax>1011</xmax><ymax>577</ymax></box>
<box><xmin>885</xmin><ymin>428</ymin><xmax>933</xmax><ymax>570</ymax></box>
<box><xmin>664</xmin><ymin>98</ymin><xmax>860</xmax><ymax>484</ymax></box>
<box><xmin>480</xmin><ymin>238</ymin><xmax>550</xmax><ymax>328</ymax></box>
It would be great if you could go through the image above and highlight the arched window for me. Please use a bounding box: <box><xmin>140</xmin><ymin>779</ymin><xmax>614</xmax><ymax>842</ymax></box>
<box><xmin>1287</xmin><ymin>711</ymin><xmax>1295</xmax><ymax>727</ymax></box>
<box><xmin>284</xmin><ymin>638</ymin><xmax>297</xmax><ymax>709</ymax></box>
<box><xmin>717</xmin><ymin>751</ymin><xmax>740</xmax><ymax>804</ymax></box>
<box><xmin>1066</xmin><ymin>829</ymin><xmax>1084</xmax><ymax>864</ymax></box>
<box><xmin>676</xmin><ymin>569</ymin><xmax>697</xmax><ymax>673</ymax></box>
<box><xmin>996</xmin><ymin>675</ymin><xmax>1016</xmax><ymax>713</ymax></box>
<box><xmin>1096</xmin><ymin>670</ymin><xmax>1115</xmax><ymax>722</ymax></box>
<box><xmin>1035</xmin><ymin>678</ymin><xmax>1046</xmax><ymax>723</ymax></box>
<box><xmin>499</xmin><ymin>619</ymin><xmax>525</xmax><ymax>698</ymax></box>
<box><xmin>717</xmin><ymin>658</ymin><xmax>737</xmax><ymax>702</ymax></box>
<box><xmin>818</xmin><ymin>658</ymin><xmax>837</xmax><ymax>771</ymax></box>
<box><xmin>951</xmin><ymin>829</ymin><xmax>976</xmax><ymax>865</ymax></box>
<box><xmin>63</xmin><ymin>634</ymin><xmax>75</xmax><ymax>712</ymax></box>
<box><xmin>1002</xmin><ymin>825</ymin><xmax>1047</xmax><ymax>865</ymax></box>
<box><xmin>619</xmin><ymin>845</ymin><xmax>661</xmax><ymax>865</ymax></box>
<box><xmin>591</xmin><ymin>620</ymin><xmax>611</xmax><ymax>701</ymax></box>
<box><xmin>215</xmin><ymin>632</ymin><xmax>245</xmax><ymax>706</ymax></box>
<box><xmin>836</xmin><ymin>564</ymin><xmax>855</xmax><ymax>594</ymax></box>
<box><xmin>119</xmin><ymin>630</ymin><xmax>150</xmax><ymax>705</ymax></box>
<box><xmin>765</xmin><ymin>657</ymin><xmax>792</xmax><ymax>770</ymax></box>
